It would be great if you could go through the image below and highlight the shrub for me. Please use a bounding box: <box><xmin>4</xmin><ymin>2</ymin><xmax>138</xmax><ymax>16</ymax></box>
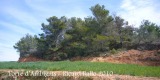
<box><xmin>57</xmin><ymin>52</ymin><xmax>68</xmax><ymax>60</ymax></box>
<box><xmin>110</xmin><ymin>48</ymin><xmax>117</xmax><ymax>54</ymax></box>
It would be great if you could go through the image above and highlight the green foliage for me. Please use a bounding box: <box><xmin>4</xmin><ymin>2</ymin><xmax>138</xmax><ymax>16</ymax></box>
<box><xmin>37</xmin><ymin>16</ymin><xmax>68</xmax><ymax>59</ymax></box>
<box><xmin>14</xmin><ymin>4</ymin><xmax>160</xmax><ymax>60</ymax></box>
<box><xmin>91</xmin><ymin>35</ymin><xmax>109</xmax><ymax>52</ymax></box>
<box><xmin>110</xmin><ymin>48</ymin><xmax>117</xmax><ymax>54</ymax></box>
<box><xmin>57</xmin><ymin>52</ymin><xmax>68</xmax><ymax>60</ymax></box>
<box><xmin>136</xmin><ymin>20</ymin><xmax>160</xmax><ymax>44</ymax></box>
<box><xmin>13</xmin><ymin>34</ymin><xmax>38</xmax><ymax>58</ymax></box>
<box><xmin>90</xmin><ymin>4</ymin><xmax>113</xmax><ymax>34</ymax></box>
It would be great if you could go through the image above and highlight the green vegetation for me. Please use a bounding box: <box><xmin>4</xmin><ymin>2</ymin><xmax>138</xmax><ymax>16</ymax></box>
<box><xmin>110</xmin><ymin>48</ymin><xmax>118</xmax><ymax>54</ymax></box>
<box><xmin>0</xmin><ymin>61</ymin><xmax>160</xmax><ymax>77</ymax></box>
<box><xmin>13</xmin><ymin>4</ymin><xmax>160</xmax><ymax>60</ymax></box>
<box><xmin>13</xmin><ymin>34</ymin><xmax>38</xmax><ymax>58</ymax></box>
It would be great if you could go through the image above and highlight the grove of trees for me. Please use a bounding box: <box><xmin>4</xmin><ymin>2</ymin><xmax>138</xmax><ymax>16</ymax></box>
<box><xmin>14</xmin><ymin>4</ymin><xmax>160</xmax><ymax>60</ymax></box>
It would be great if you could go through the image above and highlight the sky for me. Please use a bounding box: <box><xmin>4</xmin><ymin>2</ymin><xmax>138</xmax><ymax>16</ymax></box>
<box><xmin>0</xmin><ymin>0</ymin><xmax>160</xmax><ymax>61</ymax></box>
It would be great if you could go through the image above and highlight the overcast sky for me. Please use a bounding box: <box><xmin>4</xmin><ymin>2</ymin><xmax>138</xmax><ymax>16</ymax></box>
<box><xmin>0</xmin><ymin>0</ymin><xmax>160</xmax><ymax>61</ymax></box>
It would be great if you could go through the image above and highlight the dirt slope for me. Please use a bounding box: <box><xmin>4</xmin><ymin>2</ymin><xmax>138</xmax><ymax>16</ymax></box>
<box><xmin>91</xmin><ymin>49</ymin><xmax>160</xmax><ymax>66</ymax></box>
<box><xmin>18</xmin><ymin>55</ymin><xmax>44</xmax><ymax>62</ymax></box>
<box><xmin>18</xmin><ymin>49</ymin><xmax>160</xmax><ymax>66</ymax></box>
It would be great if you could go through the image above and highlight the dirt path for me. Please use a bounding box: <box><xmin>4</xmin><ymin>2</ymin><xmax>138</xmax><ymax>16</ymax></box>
<box><xmin>0</xmin><ymin>69</ymin><xmax>159</xmax><ymax>80</ymax></box>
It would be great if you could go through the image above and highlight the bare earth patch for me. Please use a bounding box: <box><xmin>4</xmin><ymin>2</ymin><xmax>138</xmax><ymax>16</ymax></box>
<box><xmin>91</xmin><ymin>49</ymin><xmax>160</xmax><ymax>66</ymax></box>
<box><xmin>18</xmin><ymin>55</ymin><xmax>44</xmax><ymax>62</ymax></box>
<box><xmin>0</xmin><ymin>69</ymin><xmax>160</xmax><ymax>80</ymax></box>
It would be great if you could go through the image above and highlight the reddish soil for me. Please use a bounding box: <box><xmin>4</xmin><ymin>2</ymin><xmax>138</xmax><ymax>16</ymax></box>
<box><xmin>91</xmin><ymin>49</ymin><xmax>160</xmax><ymax>66</ymax></box>
<box><xmin>18</xmin><ymin>49</ymin><xmax>160</xmax><ymax>66</ymax></box>
<box><xmin>18</xmin><ymin>55</ymin><xmax>44</xmax><ymax>62</ymax></box>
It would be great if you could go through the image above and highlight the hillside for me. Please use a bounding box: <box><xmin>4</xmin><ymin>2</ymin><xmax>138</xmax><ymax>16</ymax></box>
<box><xmin>18</xmin><ymin>49</ymin><xmax>160</xmax><ymax>66</ymax></box>
<box><xmin>91</xmin><ymin>49</ymin><xmax>160</xmax><ymax>66</ymax></box>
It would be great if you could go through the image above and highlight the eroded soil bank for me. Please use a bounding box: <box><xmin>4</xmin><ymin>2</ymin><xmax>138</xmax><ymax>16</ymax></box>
<box><xmin>18</xmin><ymin>50</ymin><xmax>160</xmax><ymax>66</ymax></box>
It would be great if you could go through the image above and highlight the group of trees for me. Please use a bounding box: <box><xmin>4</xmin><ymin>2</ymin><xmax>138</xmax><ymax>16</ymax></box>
<box><xmin>14</xmin><ymin>34</ymin><xmax>38</xmax><ymax>57</ymax></box>
<box><xmin>14</xmin><ymin>4</ymin><xmax>160</xmax><ymax>60</ymax></box>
